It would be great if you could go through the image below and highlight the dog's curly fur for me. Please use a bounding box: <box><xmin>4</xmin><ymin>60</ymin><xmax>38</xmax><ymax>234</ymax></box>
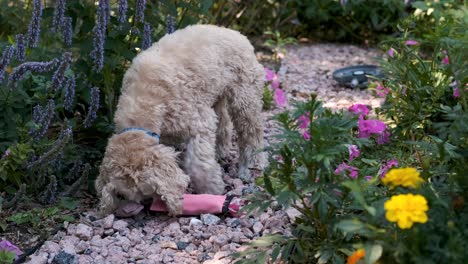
<box><xmin>96</xmin><ymin>25</ymin><xmax>265</xmax><ymax>216</ymax></box>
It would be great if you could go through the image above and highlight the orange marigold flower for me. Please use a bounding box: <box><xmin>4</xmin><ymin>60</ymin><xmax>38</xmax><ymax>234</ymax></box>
<box><xmin>347</xmin><ymin>249</ymin><xmax>365</xmax><ymax>264</ymax></box>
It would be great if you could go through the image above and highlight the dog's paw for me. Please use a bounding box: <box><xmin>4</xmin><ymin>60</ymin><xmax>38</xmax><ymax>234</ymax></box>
<box><xmin>164</xmin><ymin>196</ymin><xmax>184</xmax><ymax>216</ymax></box>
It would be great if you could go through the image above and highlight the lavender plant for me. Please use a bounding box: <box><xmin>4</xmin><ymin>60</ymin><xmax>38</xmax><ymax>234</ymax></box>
<box><xmin>142</xmin><ymin>23</ymin><xmax>152</xmax><ymax>50</ymax></box>
<box><xmin>83</xmin><ymin>86</ymin><xmax>100</xmax><ymax>128</ymax></box>
<box><xmin>0</xmin><ymin>46</ymin><xmax>15</xmax><ymax>83</ymax></box>
<box><xmin>15</xmin><ymin>34</ymin><xmax>25</xmax><ymax>62</ymax></box>
<box><xmin>166</xmin><ymin>15</ymin><xmax>176</xmax><ymax>34</ymax></box>
<box><xmin>26</xmin><ymin>0</ymin><xmax>43</xmax><ymax>48</ymax></box>
<box><xmin>0</xmin><ymin>0</ymin><xmax>212</xmax><ymax>210</ymax></box>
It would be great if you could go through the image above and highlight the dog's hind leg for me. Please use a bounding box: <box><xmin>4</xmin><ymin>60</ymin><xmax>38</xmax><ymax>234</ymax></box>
<box><xmin>214</xmin><ymin>97</ymin><xmax>233</xmax><ymax>161</ymax></box>
<box><xmin>226</xmin><ymin>68</ymin><xmax>266</xmax><ymax>182</ymax></box>
<box><xmin>184</xmin><ymin>107</ymin><xmax>225</xmax><ymax>195</ymax></box>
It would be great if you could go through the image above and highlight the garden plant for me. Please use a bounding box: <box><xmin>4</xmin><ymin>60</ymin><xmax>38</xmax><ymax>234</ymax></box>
<box><xmin>0</xmin><ymin>0</ymin><xmax>466</xmax><ymax>263</ymax></box>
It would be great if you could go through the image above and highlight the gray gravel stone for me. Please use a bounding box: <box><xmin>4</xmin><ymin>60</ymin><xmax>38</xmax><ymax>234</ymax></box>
<box><xmin>200</xmin><ymin>214</ymin><xmax>220</xmax><ymax>225</ymax></box>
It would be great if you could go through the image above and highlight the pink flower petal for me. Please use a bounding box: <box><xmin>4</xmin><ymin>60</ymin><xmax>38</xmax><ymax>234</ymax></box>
<box><xmin>264</xmin><ymin>67</ymin><xmax>275</xmax><ymax>81</ymax></box>
<box><xmin>302</xmin><ymin>130</ymin><xmax>311</xmax><ymax>141</ymax></box>
<box><xmin>453</xmin><ymin>87</ymin><xmax>460</xmax><ymax>98</ymax></box>
<box><xmin>271</xmin><ymin>77</ymin><xmax>280</xmax><ymax>89</ymax></box>
<box><xmin>442</xmin><ymin>56</ymin><xmax>450</xmax><ymax>65</ymax></box>
<box><xmin>274</xmin><ymin>88</ymin><xmax>287</xmax><ymax>107</ymax></box>
<box><xmin>405</xmin><ymin>40</ymin><xmax>419</xmax><ymax>46</ymax></box>
<box><xmin>347</xmin><ymin>144</ymin><xmax>360</xmax><ymax>161</ymax></box>
<box><xmin>348</xmin><ymin>104</ymin><xmax>370</xmax><ymax>116</ymax></box>
<box><xmin>297</xmin><ymin>113</ymin><xmax>310</xmax><ymax>129</ymax></box>
<box><xmin>388</xmin><ymin>48</ymin><xmax>394</xmax><ymax>58</ymax></box>
<box><xmin>364</xmin><ymin>175</ymin><xmax>373</xmax><ymax>181</ymax></box>
<box><xmin>376</xmin><ymin>83</ymin><xmax>389</xmax><ymax>98</ymax></box>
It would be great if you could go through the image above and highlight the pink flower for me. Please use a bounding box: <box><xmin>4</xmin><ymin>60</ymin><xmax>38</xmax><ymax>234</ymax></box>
<box><xmin>376</xmin><ymin>83</ymin><xmax>390</xmax><ymax>97</ymax></box>
<box><xmin>265</xmin><ymin>67</ymin><xmax>275</xmax><ymax>81</ymax></box>
<box><xmin>358</xmin><ymin>115</ymin><xmax>386</xmax><ymax>138</ymax></box>
<box><xmin>302</xmin><ymin>130</ymin><xmax>310</xmax><ymax>141</ymax></box>
<box><xmin>271</xmin><ymin>76</ymin><xmax>280</xmax><ymax>89</ymax></box>
<box><xmin>274</xmin><ymin>88</ymin><xmax>287</xmax><ymax>107</ymax></box>
<box><xmin>388</xmin><ymin>48</ymin><xmax>394</xmax><ymax>58</ymax></box>
<box><xmin>364</xmin><ymin>175</ymin><xmax>373</xmax><ymax>181</ymax></box>
<box><xmin>335</xmin><ymin>162</ymin><xmax>359</xmax><ymax>179</ymax></box>
<box><xmin>453</xmin><ymin>87</ymin><xmax>460</xmax><ymax>98</ymax></box>
<box><xmin>297</xmin><ymin>113</ymin><xmax>310</xmax><ymax>129</ymax></box>
<box><xmin>405</xmin><ymin>40</ymin><xmax>419</xmax><ymax>46</ymax></box>
<box><xmin>347</xmin><ymin>144</ymin><xmax>360</xmax><ymax>161</ymax></box>
<box><xmin>378</xmin><ymin>159</ymin><xmax>399</xmax><ymax>178</ymax></box>
<box><xmin>0</xmin><ymin>240</ymin><xmax>22</xmax><ymax>260</ymax></box>
<box><xmin>348</xmin><ymin>104</ymin><xmax>370</xmax><ymax>116</ymax></box>
<box><xmin>442</xmin><ymin>56</ymin><xmax>449</xmax><ymax>65</ymax></box>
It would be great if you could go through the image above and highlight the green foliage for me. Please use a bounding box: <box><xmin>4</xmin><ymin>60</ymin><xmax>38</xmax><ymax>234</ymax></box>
<box><xmin>262</xmin><ymin>86</ymin><xmax>273</xmax><ymax>111</ymax></box>
<box><xmin>236</xmin><ymin>4</ymin><xmax>467</xmax><ymax>264</ymax></box>
<box><xmin>7</xmin><ymin>197</ymin><xmax>78</xmax><ymax>229</ymax></box>
<box><xmin>0</xmin><ymin>250</ymin><xmax>15</xmax><ymax>264</ymax></box>
<box><xmin>211</xmin><ymin>0</ymin><xmax>409</xmax><ymax>43</ymax></box>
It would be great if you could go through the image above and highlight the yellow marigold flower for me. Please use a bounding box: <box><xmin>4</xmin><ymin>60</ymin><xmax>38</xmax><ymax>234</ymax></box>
<box><xmin>382</xmin><ymin>167</ymin><xmax>424</xmax><ymax>189</ymax></box>
<box><xmin>347</xmin><ymin>249</ymin><xmax>365</xmax><ymax>264</ymax></box>
<box><xmin>384</xmin><ymin>194</ymin><xmax>429</xmax><ymax>229</ymax></box>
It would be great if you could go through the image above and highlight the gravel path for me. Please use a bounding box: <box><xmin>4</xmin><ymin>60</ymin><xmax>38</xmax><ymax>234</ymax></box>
<box><xmin>24</xmin><ymin>44</ymin><xmax>382</xmax><ymax>264</ymax></box>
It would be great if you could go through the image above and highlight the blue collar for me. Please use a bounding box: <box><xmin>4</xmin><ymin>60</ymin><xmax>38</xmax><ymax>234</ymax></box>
<box><xmin>118</xmin><ymin>127</ymin><xmax>160</xmax><ymax>143</ymax></box>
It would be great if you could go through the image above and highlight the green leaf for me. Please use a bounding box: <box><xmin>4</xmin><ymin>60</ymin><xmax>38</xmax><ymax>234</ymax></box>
<box><xmin>335</xmin><ymin>219</ymin><xmax>366</xmax><ymax>234</ymax></box>
<box><xmin>364</xmin><ymin>244</ymin><xmax>383</xmax><ymax>264</ymax></box>
<box><xmin>59</xmin><ymin>197</ymin><xmax>78</xmax><ymax>210</ymax></box>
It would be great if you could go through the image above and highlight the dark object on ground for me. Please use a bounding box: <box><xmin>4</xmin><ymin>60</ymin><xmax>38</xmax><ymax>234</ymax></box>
<box><xmin>51</xmin><ymin>251</ymin><xmax>78</xmax><ymax>264</ymax></box>
<box><xmin>332</xmin><ymin>65</ymin><xmax>384</xmax><ymax>89</ymax></box>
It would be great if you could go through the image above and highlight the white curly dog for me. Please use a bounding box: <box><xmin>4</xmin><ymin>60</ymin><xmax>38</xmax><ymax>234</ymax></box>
<box><xmin>95</xmin><ymin>25</ymin><xmax>265</xmax><ymax>216</ymax></box>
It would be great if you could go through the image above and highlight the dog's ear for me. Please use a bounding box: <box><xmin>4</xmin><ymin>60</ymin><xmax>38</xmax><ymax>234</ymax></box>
<box><xmin>138</xmin><ymin>165</ymin><xmax>190</xmax><ymax>216</ymax></box>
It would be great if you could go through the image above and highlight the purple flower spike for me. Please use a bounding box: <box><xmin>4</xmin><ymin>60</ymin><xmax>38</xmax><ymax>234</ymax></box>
<box><xmin>30</xmin><ymin>99</ymin><xmax>55</xmax><ymax>140</ymax></box>
<box><xmin>62</xmin><ymin>17</ymin><xmax>73</xmax><ymax>46</ymax></box>
<box><xmin>166</xmin><ymin>14</ymin><xmax>176</xmax><ymax>34</ymax></box>
<box><xmin>142</xmin><ymin>23</ymin><xmax>152</xmax><ymax>50</ymax></box>
<box><xmin>117</xmin><ymin>0</ymin><xmax>128</xmax><ymax>26</ymax></box>
<box><xmin>52</xmin><ymin>52</ymin><xmax>72</xmax><ymax>92</ymax></box>
<box><xmin>0</xmin><ymin>240</ymin><xmax>23</xmax><ymax>260</ymax></box>
<box><xmin>63</xmin><ymin>74</ymin><xmax>76</xmax><ymax>111</ymax></box>
<box><xmin>15</xmin><ymin>34</ymin><xmax>26</xmax><ymax>62</ymax></box>
<box><xmin>136</xmin><ymin>0</ymin><xmax>146</xmax><ymax>23</ymax></box>
<box><xmin>0</xmin><ymin>46</ymin><xmax>16</xmax><ymax>83</ymax></box>
<box><xmin>52</xmin><ymin>0</ymin><xmax>66</xmax><ymax>32</ymax></box>
<box><xmin>9</xmin><ymin>58</ymin><xmax>60</xmax><ymax>86</ymax></box>
<box><xmin>27</xmin><ymin>0</ymin><xmax>43</xmax><ymax>48</ymax></box>
<box><xmin>91</xmin><ymin>0</ymin><xmax>109</xmax><ymax>72</ymax></box>
<box><xmin>84</xmin><ymin>87</ymin><xmax>100</xmax><ymax>128</ymax></box>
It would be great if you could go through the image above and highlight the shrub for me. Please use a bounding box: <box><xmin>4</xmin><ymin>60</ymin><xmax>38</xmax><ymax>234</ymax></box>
<box><xmin>0</xmin><ymin>1</ymin><xmax>211</xmax><ymax>205</ymax></box>
<box><xmin>235</xmin><ymin>3</ymin><xmax>467</xmax><ymax>264</ymax></box>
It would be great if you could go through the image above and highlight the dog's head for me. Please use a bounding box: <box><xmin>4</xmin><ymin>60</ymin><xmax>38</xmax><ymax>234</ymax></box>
<box><xmin>96</xmin><ymin>131</ymin><xmax>190</xmax><ymax>216</ymax></box>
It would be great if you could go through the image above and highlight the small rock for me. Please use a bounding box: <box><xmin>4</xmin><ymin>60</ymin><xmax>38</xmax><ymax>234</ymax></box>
<box><xmin>104</xmin><ymin>229</ymin><xmax>115</xmax><ymax>236</ymax></box>
<box><xmin>113</xmin><ymin>219</ymin><xmax>128</xmax><ymax>231</ymax></box>
<box><xmin>189</xmin><ymin>218</ymin><xmax>203</xmax><ymax>227</ymax></box>
<box><xmin>43</xmin><ymin>241</ymin><xmax>60</xmax><ymax>254</ymax></box>
<box><xmin>176</xmin><ymin>241</ymin><xmax>189</xmax><ymax>250</ymax></box>
<box><xmin>200</xmin><ymin>214</ymin><xmax>220</xmax><ymax>225</ymax></box>
<box><xmin>229</xmin><ymin>218</ymin><xmax>241</xmax><ymax>227</ymax></box>
<box><xmin>152</xmin><ymin>235</ymin><xmax>160</xmax><ymax>242</ymax></box>
<box><xmin>160</xmin><ymin>241</ymin><xmax>178</xmax><ymax>250</ymax></box>
<box><xmin>168</xmin><ymin>222</ymin><xmax>181</xmax><ymax>233</ymax></box>
<box><xmin>286</xmin><ymin>207</ymin><xmax>301</xmax><ymax>222</ymax></box>
<box><xmin>239</xmin><ymin>218</ymin><xmax>253</xmax><ymax>228</ymax></box>
<box><xmin>75</xmin><ymin>241</ymin><xmax>88</xmax><ymax>254</ymax></box>
<box><xmin>51</xmin><ymin>251</ymin><xmax>78</xmax><ymax>264</ymax></box>
<box><xmin>25</xmin><ymin>252</ymin><xmax>48</xmax><ymax>264</ymax></box>
<box><xmin>102</xmin><ymin>214</ymin><xmax>115</xmax><ymax>228</ymax></box>
<box><xmin>253</xmin><ymin>221</ymin><xmax>264</xmax><ymax>234</ymax></box>
<box><xmin>75</xmin><ymin>224</ymin><xmax>93</xmax><ymax>240</ymax></box>
<box><xmin>212</xmin><ymin>235</ymin><xmax>229</xmax><ymax>247</ymax></box>
<box><xmin>213</xmin><ymin>251</ymin><xmax>230</xmax><ymax>260</ymax></box>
